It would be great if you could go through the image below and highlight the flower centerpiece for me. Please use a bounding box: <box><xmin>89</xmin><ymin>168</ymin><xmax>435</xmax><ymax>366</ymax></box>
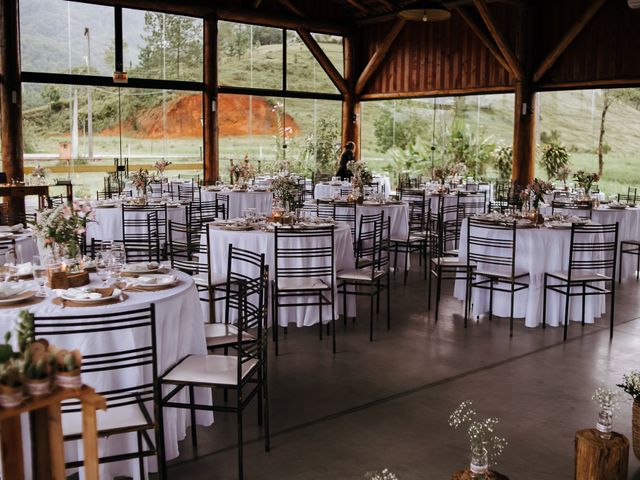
<box><xmin>449</xmin><ymin>400</ymin><xmax>507</xmax><ymax>478</ymax></box>
<box><xmin>573</xmin><ymin>170</ymin><xmax>600</xmax><ymax>198</ymax></box>
<box><xmin>618</xmin><ymin>370</ymin><xmax>640</xmax><ymax>459</ymax></box>
<box><xmin>31</xmin><ymin>201</ymin><xmax>94</xmax><ymax>263</ymax></box>
<box><xmin>131</xmin><ymin>168</ymin><xmax>152</xmax><ymax>200</ymax></box>
<box><xmin>364</xmin><ymin>469</ymin><xmax>398</xmax><ymax>480</ymax></box>
<box><xmin>433</xmin><ymin>163</ymin><xmax>455</xmax><ymax>185</ymax></box>
<box><xmin>557</xmin><ymin>165</ymin><xmax>571</xmax><ymax>190</ymax></box>
<box><xmin>271</xmin><ymin>174</ymin><xmax>299</xmax><ymax>213</ymax></box>
<box><xmin>452</xmin><ymin>162</ymin><xmax>468</xmax><ymax>183</ymax></box>
<box><xmin>30</xmin><ymin>165</ymin><xmax>49</xmax><ymax>185</ymax></box>
<box><xmin>520</xmin><ymin>178</ymin><xmax>553</xmax><ymax>224</ymax></box>
<box><xmin>347</xmin><ymin>159</ymin><xmax>372</xmax><ymax>202</ymax></box>
<box><xmin>154</xmin><ymin>160</ymin><xmax>171</xmax><ymax>178</ymax></box>
<box><xmin>592</xmin><ymin>386</ymin><xmax>620</xmax><ymax>440</ymax></box>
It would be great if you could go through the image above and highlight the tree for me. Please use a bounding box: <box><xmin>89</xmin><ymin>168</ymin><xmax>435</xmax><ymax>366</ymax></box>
<box><xmin>41</xmin><ymin>85</ymin><xmax>63</xmax><ymax>112</ymax></box>
<box><xmin>597</xmin><ymin>90</ymin><xmax>616</xmax><ymax>177</ymax></box>
<box><xmin>220</xmin><ymin>22</ymin><xmax>250</xmax><ymax>60</ymax></box>
<box><xmin>137</xmin><ymin>12</ymin><xmax>202</xmax><ymax>80</ymax></box>
<box><xmin>373</xmin><ymin>102</ymin><xmax>431</xmax><ymax>152</ymax></box>
<box><xmin>301</xmin><ymin>118</ymin><xmax>341</xmax><ymax>175</ymax></box>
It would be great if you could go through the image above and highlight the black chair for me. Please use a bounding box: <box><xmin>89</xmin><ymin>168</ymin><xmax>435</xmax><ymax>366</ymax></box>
<box><xmin>332</xmin><ymin>200</ymin><xmax>357</xmax><ymax>245</ymax></box>
<box><xmin>551</xmin><ymin>200</ymin><xmax>593</xmax><ymax>219</ymax></box>
<box><xmin>215</xmin><ymin>193</ymin><xmax>230</xmax><ymax>220</ymax></box>
<box><xmin>32</xmin><ymin>306</ymin><xmax>164</xmax><ymax>479</ymax></box>
<box><xmin>123</xmin><ymin>204</ymin><xmax>168</xmax><ymax>255</ymax></box>
<box><xmin>618</xmin><ymin>187</ymin><xmax>638</xmax><ymax>204</ymax></box>
<box><xmin>158</xmin><ymin>278</ymin><xmax>269</xmax><ymax>480</ymax></box>
<box><xmin>190</xmin><ymin>200</ymin><xmax>226</xmax><ymax>230</ymax></box>
<box><xmin>619</xmin><ymin>239</ymin><xmax>640</xmax><ymax>282</ymax></box>
<box><xmin>543</xmin><ymin>223</ymin><xmax>619</xmax><ymax>341</ymax></box>
<box><xmin>465</xmin><ymin>218</ymin><xmax>529</xmax><ymax>337</ymax></box>
<box><xmin>338</xmin><ymin>214</ymin><xmax>391</xmax><ymax>341</ymax></box>
<box><xmin>460</xmin><ymin>191</ymin><xmax>487</xmax><ymax>217</ymax></box>
<box><xmin>122</xmin><ymin>207</ymin><xmax>161</xmax><ymax>262</ymax></box>
<box><xmin>178</xmin><ymin>184</ymin><xmax>200</xmax><ymax>204</ymax></box>
<box><xmin>47</xmin><ymin>194</ymin><xmax>66</xmax><ymax>208</ymax></box>
<box><xmin>177</xmin><ymin>173</ymin><xmax>201</xmax><ymax>186</ymax></box>
<box><xmin>390</xmin><ymin>195</ymin><xmax>430</xmax><ymax>285</ymax></box>
<box><xmin>272</xmin><ymin>226</ymin><xmax>336</xmax><ymax>354</ymax></box>
<box><xmin>0</xmin><ymin>210</ymin><xmax>36</xmax><ymax>228</ymax></box>
<box><xmin>87</xmin><ymin>238</ymin><xmax>125</xmax><ymax>259</ymax></box>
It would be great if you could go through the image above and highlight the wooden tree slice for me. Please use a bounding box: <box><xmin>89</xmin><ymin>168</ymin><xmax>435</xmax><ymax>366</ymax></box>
<box><xmin>575</xmin><ymin>428</ymin><xmax>628</xmax><ymax>480</ymax></box>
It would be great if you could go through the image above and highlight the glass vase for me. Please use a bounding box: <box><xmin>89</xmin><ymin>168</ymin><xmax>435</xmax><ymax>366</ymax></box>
<box><xmin>469</xmin><ymin>447</ymin><xmax>489</xmax><ymax>479</ymax></box>
<box><xmin>596</xmin><ymin>408</ymin><xmax>613</xmax><ymax>440</ymax></box>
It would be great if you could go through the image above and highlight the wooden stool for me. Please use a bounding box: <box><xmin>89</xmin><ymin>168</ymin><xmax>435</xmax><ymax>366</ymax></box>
<box><xmin>575</xmin><ymin>428</ymin><xmax>629</xmax><ymax>480</ymax></box>
<box><xmin>452</xmin><ymin>469</ymin><xmax>510</xmax><ymax>479</ymax></box>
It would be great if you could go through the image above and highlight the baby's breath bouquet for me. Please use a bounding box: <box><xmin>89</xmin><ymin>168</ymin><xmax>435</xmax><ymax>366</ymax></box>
<box><xmin>617</xmin><ymin>370</ymin><xmax>640</xmax><ymax>400</ymax></box>
<box><xmin>592</xmin><ymin>386</ymin><xmax>620</xmax><ymax>439</ymax></box>
<box><xmin>271</xmin><ymin>174</ymin><xmax>299</xmax><ymax>212</ymax></box>
<box><xmin>364</xmin><ymin>469</ymin><xmax>398</xmax><ymax>480</ymax></box>
<box><xmin>449</xmin><ymin>400</ymin><xmax>507</xmax><ymax>477</ymax></box>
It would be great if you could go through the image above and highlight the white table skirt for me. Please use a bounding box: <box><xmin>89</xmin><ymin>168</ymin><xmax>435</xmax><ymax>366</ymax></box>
<box><xmin>86</xmin><ymin>204</ymin><xmax>187</xmax><ymax>242</ymax></box>
<box><xmin>200</xmin><ymin>189</ymin><xmax>273</xmax><ymax>218</ymax></box>
<box><xmin>5</xmin><ymin>234</ymin><xmax>39</xmax><ymax>264</ymax></box>
<box><xmin>453</xmin><ymin>222</ymin><xmax>606</xmax><ymax>328</ymax></box>
<box><xmin>540</xmin><ymin>205</ymin><xmax>640</xmax><ymax>281</ymax></box>
<box><xmin>206</xmin><ymin>222</ymin><xmax>355</xmax><ymax>327</ymax></box>
<box><xmin>0</xmin><ymin>271</ymin><xmax>211</xmax><ymax>479</ymax></box>
<box><xmin>315</xmin><ymin>176</ymin><xmax>392</xmax><ymax>200</ymax></box>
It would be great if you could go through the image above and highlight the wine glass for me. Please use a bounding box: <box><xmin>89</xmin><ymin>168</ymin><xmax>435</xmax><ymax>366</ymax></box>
<box><xmin>95</xmin><ymin>253</ymin><xmax>111</xmax><ymax>287</ymax></box>
<box><xmin>2</xmin><ymin>249</ymin><xmax>17</xmax><ymax>282</ymax></box>
<box><xmin>32</xmin><ymin>255</ymin><xmax>47</xmax><ymax>297</ymax></box>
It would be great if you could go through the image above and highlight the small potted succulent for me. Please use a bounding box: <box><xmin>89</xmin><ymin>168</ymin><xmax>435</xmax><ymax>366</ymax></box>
<box><xmin>51</xmin><ymin>345</ymin><xmax>82</xmax><ymax>389</ymax></box>
<box><xmin>23</xmin><ymin>341</ymin><xmax>53</xmax><ymax>397</ymax></box>
<box><xmin>0</xmin><ymin>332</ymin><xmax>23</xmax><ymax>408</ymax></box>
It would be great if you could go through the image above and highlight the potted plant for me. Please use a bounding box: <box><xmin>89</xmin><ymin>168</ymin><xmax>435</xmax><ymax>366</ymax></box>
<box><xmin>51</xmin><ymin>345</ymin><xmax>82</xmax><ymax>389</ymax></box>
<box><xmin>618</xmin><ymin>370</ymin><xmax>640</xmax><ymax>459</ymax></box>
<box><xmin>573</xmin><ymin>170</ymin><xmax>600</xmax><ymax>199</ymax></box>
<box><xmin>0</xmin><ymin>332</ymin><xmax>23</xmax><ymax>408</ymax></box>
<box><xmin>539</xmin><ymin>143</ymin><xmax>570</xmax><ymax>181</ymax></box>
<box><xmin>449</xmin><ymin>400</ymin><xmax>507</xmax><ymax>478</ymax></box>
<box><xmin>23</xmin><ymin>341</ymin><xmax>53</xmax><ymax>397</ymax></box>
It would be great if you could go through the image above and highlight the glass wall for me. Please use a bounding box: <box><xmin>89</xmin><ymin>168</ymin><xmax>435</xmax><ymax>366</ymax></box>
<box><xmin>360</xmin><ymin>93</ymin><xmax>515</xmax><ymax>185</ymax></box>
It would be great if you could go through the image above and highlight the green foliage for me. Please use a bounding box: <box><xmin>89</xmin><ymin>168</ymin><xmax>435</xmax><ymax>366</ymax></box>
<box><xmin>493</xmin><ymin>145</ymin><xmax>513</xmax><ymax>181</ymax></box>
<box><xmin>16</xmin><ymin>311</ymin><xmax>35</xmax><ymax>355</ymax></box>
<box><xmin>539</xmin><ymin>143</ymin><xmax>571</xmax><ymax>180</ymax></box>
<box><xmin>373</xmin><ymin>102</ymin><xmax>432</xmax><ymax>152</ymax></box>
<box><xmin>220</xmin><ymin>22</ymin><xmax>250</xmax><ymax>60</ymax></box>
<box><xmin>540</xmin><ymin>129</ymin><xmax>562</xmax><ymax>146</ymax></box>
<box><xmin>41</xmin><ymin>85</ymin><xmax>63</xmax><ymax>112</ymax></box>
<box><xmin>442</xmin><ymin>119</ymin><xmax>495</xmax><ymax>177</ymax></box>
<box><xmin>301</xmin><ymin>118</ymin><xmax>341</xmax><ymax>175</ymax></box>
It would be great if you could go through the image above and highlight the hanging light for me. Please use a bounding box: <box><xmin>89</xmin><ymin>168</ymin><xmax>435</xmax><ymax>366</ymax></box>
<box><xmin>398</xmin><ymin>1</ymin><xmax>451</xmax><ymax>22</ymax></box>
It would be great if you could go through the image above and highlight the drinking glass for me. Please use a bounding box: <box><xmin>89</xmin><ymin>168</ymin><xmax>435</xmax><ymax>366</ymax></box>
<box><xmin>2</xmin><ymin>249</ymin><xmax>17</xmax><ymax>282</ymax></box>
<box><xmin>95</xmin><ymin>253</ymin><xmax>111</xmax><ymax>287</ymax></box>
<box><xmin>32</xmin><ymin>255</ymin><xmax>47</xmax><ymax>297</ymax></box>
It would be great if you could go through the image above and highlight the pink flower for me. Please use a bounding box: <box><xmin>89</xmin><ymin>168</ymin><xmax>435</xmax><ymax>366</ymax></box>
<box><xmin>61</xmin><ymin>206</ymin><xmax>72</xmax><ymax>220</ymax></box>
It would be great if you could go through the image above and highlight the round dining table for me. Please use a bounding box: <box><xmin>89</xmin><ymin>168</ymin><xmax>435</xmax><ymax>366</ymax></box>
<box><xmin>200</xmin><ymin>188</ymin><xmax>273</xmax><ymax>218</ymax></box>
<box><xmin>86</xmin><ymin>203</ymin><xmax>188</xmax><ymax>242</ymax></box>
<box><xmin>0</xmin><ymin>270</ymin><xmax>211</xmax><ymax>478</ymax></box>
<box><xmin>453</xmin><ymin>221</ymin><xmax>606</xmax><ymax>328</ymax></box>
<box><xmin>205</xmin><ymin>221</ymin><xmax>356</xmax><ymax>326</ymax></box>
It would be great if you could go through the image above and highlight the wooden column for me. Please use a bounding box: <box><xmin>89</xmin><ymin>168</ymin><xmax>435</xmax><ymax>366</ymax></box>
<box><xmin>0</xmin><ymin>0</ymin><xmax>25</xmax><ymax>214</ymax></box>
<box><xmin>203</xmin><ymin>14</ymin><xmax>219</xmax><ymax>184</ymax></box>
<box><xmin>511</xmin><ymin>1</ymin><xmax>536</xmax><ymax>189</ymax></box>
<box><xmin>342</xmin><ymin>35</ymin><xmax>360</xmax><ymax>160</ymax></box>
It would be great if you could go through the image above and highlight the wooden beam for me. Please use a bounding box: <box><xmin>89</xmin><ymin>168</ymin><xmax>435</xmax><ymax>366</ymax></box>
<box><xmin>360</xmin><ymin>85</ymin><xmax>514</xmax><ymax>100</ymax></box>
<box><xmin>377</xmin><ymin>0</ymin><xmax>393</xmax><ymax>9</ymax></box>
<box><xmin>533</xmin><ymin>0</ymin><xmax>608</xmax><ymax>82</ymax></box>
<box><xmin>0</xmin><ymin>0</ymin><xmax>25</xmax><ymax>216</ymax></box>
<box><xmin>345</xmin><ymin>0</ymin><xmax>369</xmax><ymax>15</ymax></box>
<box><xmin>342</xmin><ymin>35</ymin><xmax>360</xmax><ymax>158</ymax></box>
<box><xmin>217</xmin><ymin>7</ymin><xmax>350</xmax><ymax>35</ymax></box>
<box><xmin>473</xmin><ymin>0</ymin><xmax>523</xmax><ymax>80</ymax></box>
<box><xmin>296</xmin><ymin>28</ymin><xmax>347</xmax><ymax>95</ymax></box>
<box><xmin>275</xmin><ymin>0</ymin><xmax>307</xmax><ymax>18</ymax></box>
<box><xmin>203</xmin><ymin>15</ymin><xmax>219</xmax><ymax>183</ymax></box>
<box><xmin>253</xmin><ymin>0</ymin><xmax>263</xmax><ymax>8</ymax></box>
<box><xmin>456</xmin><ymin>6</ymin><xmax>511</xmax><ymax>74</ymax></box>
<box><xmin>355</xmin><ymin>18</ymin><xmax>406</xmax><ymax>95</ymax></box>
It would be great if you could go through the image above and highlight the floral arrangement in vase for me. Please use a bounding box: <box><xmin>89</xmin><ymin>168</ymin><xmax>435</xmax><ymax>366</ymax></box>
<box><xmin>618</xmin><ymin>370</ymin><xmax>640</xmax><ymax>460</ymax></box>
<box><xmin>433</xmin><ymin>163</ymin><xmax>454</xmax><ymax>184</ymax></box>
<box><xmin>452</xmin><ymin>162</ymin><xmax>468</xmax><ymax>180</ymax></box>
<box><xmin>271</xmin><ymin>174</ymin><xmax>299</xmax><ymax>212</ymax></box>
<box><xmin>131</xmin><ymin>168</ymin><xmax>152</xmax><ymax>196</ymax></box>
<box><xmin>229</xmin><ymin>156</ymin><xmax>255</xmax><ymax>186</ymax></box>
<box><xmin>449</xmin><ymin>400</ymin><xmax>507</xmax><ymax>477</ymax></box>
<box><xmin>522</xmin><ymin>178</ymin><xmax>553</xmax><ymax>210</ymax></box>
<box><xmin>573</xmin><ymin>170</ymin><xmax>600</xmax><ymax>195</ymax></box>
<box><xmin>30</xmin><ymin>165</ymin><xmax>49</xmax><ymax>184</ymax></box>
<box><xmin>364</xmin><ymin>469</ymin><xmax>398</xmax><ymax>479</ymax></box>
<box><xmin>592</xmin><ymin>386</ymin><xmax>620</xmax><ymax>440</ymax></box>
<box><xmin>31</xmin><ymin>201</ymin><xmax>94</xmax><ymax>261</ymax></box>
<box><xmin>557</xmin><ymin>165</ymin><xmax>571</xmax><ymax>189</ymax></box>
<box><xmin>154</xmin><ymin>160</ymin><xmax>172</xmax><ymax>176</ymax></box>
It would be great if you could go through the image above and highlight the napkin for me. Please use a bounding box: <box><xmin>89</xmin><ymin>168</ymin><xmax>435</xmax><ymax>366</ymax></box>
<box><xmin>60</xmin><ymin>288</ymin><xmax>103</xmax><ymax>300</ymax></box>
<box><xmin>123</xmin><ymin>262</ymin><xmax>159</xmax><ymax>272</ymax></box>
<box><xmin>0</xmin><ymin>224</ymin><xmax>22</xmax><ymax>233</ymax></box>
<box><xmin>16</xmin><ymin>262</ymin><xmax>33</xmax><ymax>276</ymax></box>
<box><xmin>0</xmin><ymin>283</ymin><xmax>25</xmax><ymax>299</ymax></box>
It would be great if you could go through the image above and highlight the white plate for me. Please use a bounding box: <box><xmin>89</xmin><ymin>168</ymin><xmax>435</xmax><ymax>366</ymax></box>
<box><xmin>122</xmin><ymin>263</ymin><xmax>161</xmax><ymax>274</ymax></box>
<box><xmin>129</xmin><ymin>274</ymin><xmax>177</xmax><ymax>289</ymax></box>
<box><xmin>0</xmin><ymin>290</ymin><xmax>35</xmax><ymax>305</ymax></box>
<box><xmin>60</xmin><ymin>288</ymin><xmax>121</xmax><ymax>303</ymax></box>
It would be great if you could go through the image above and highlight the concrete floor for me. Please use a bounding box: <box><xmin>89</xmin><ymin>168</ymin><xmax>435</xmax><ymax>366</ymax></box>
<box><xmin>165</xmin><ymin>269</ymin><xmax>640</xmax><ymax>480</ymax></box>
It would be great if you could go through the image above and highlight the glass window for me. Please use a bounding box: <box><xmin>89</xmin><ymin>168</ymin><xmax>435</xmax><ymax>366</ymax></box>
<box><xmin>123</xmin><ymin>9</ymin><xmax>203</xmax><ymax>82</ymax></box>
<box><xmin>311</xmin><ymin>33</ymin><xmax>343</xmax><ymax>77</ymax></box>
<box><xmin>20</xmin><ymin>0</ymin><xmax>115</xmax><ymax>76</ymax></box>
<box><xmin>218</xmin><ymin>22</ymin><xmax>283</xmax><ymax>90</ymax></box>
<box><xmin>286</xmin><ymin>31</ymin><xmax>338</xmax><ymax>94</ymax></box>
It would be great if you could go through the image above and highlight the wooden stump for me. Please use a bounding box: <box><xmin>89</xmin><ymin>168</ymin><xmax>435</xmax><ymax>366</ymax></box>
<box><xmin>452</xmin><ymin>469</ymin><xmax>509</xmax><ymax>480</ymax></box>
<box><xmin>575</xmin><ymin>428</ymin><xmax>628</xmax><ymax>480</ymax></box>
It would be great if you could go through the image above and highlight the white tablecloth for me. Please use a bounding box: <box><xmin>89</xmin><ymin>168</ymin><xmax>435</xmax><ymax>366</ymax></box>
<box><xmin>0</xmin><ymin>270</ymin><xmax>210</xmax><ymax>479</ymax></box>
<box><xmin>86</xmin><ymin>204</ymin><xmax>187</xmax><ymax>242</ymax></box>
<box><xmin>206</xmin><ymin>222</ymin><xmax>355</xmax><ymax>326</ymax></box>
<box><xmin>453</xmin><ymin>222</ymin><xmax>606</xmax><ymax>328</ymax></box>
<box><xmin>200</xmin><ymin>189</ymin><xmax>273</xmax><ymax>218</ymax></box>
<box><xmin>314</xmin><ymin>175</ymin><xmax>392</xmax><ymax>199</ymax></box>
<box><xmin>6</xmin><ymin>233</ymin><xmax>39</xmax><ymax>264</ymax></box>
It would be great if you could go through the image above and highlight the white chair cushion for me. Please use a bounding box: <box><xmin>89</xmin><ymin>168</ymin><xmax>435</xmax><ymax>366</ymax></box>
<box><xmin>431</xmin><ymin>257</ymin><xmax>468</xmax><ymax>267</ymax></box>
<box><xmin>337</xmin><ymin>268</ymin><xmax>385</xmax><ymax>282</ymax></box>
<box><xmin>476</xmin><ymin>267</ymin><xmax>528</xmax><ymax>279</ymax></box>
<box><xmin>63</xmin><ymin>402</ymin><xmax>150</xmax><ymax>438</ymax></box>
<box><xmin>205</xmin><ymin>323</ymin><xmax>255</xmax><ymax>347</ymax></box>
<box><xmin>277</xmin><ymin>278</ymin><xmax>330</xmax><ymax>290</ymax></box>
<box><xmin>549</xmin><ymin>271</ymin><xmax>611</xmax><ymax>282</ymax></box>
<box><xmin>390</xmin><ymin>235</ymin><xmax>425</xmax><ymax>243</ymax></box>
<box><xmin>163</xmin><ymin>354</ymin><xmax>258</xmax><ymax>386</ymax></box>
<box><xmin>193</xmin><ymin>272</ymin><xmax>227</xmax><ymax>287</ymax></box>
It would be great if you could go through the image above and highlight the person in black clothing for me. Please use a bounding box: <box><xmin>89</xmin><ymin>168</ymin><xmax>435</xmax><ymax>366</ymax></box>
<box><xmin>335</xmin><ymin>141</ymin><xmax>356</xmax><ymax>180</ymax></box>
